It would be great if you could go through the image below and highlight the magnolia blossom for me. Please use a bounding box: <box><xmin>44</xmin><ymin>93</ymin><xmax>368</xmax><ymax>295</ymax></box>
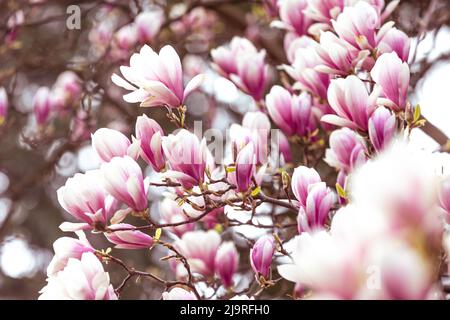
<box><xmin>112</xmin><ymin>45</ymin><xmax>204</xmax><ymax>108</ymax></box>
<box><xmin>33</xmin><ymin>87</ymin><xmax>52</xmax><ymax>125</ymax></box>
<box><xmin>105</xmin><ymin>223</ymin><xmax>153</xmax><ymax>249</ymax></box>
<box><xmin>0</xmin><ymin>87</ymin><xmax>8</xmax><ymax>125</ymax></box>
<box><xmin>174</xmin><ymin>230</ymin><xmax>222</xmax><ymax>276</ymax></box>
<box><xmin>322</xmin><ymin>75</ymin><xmax>376</xmax><ymax>131</ymax></box>
<box><xmin>215</xmin><ymin>242</ymin><xmax>239</xmax><ymax>288</ymax></box>
<box><xmin>371</xmin><ymin>52</ymin><xmax>410</xmax><ymax>111</ymax></box>
<box><xmin>234</xmin><ymin>142</ymin><xmax>257</xmax><ymax>193</ymax></box>
<box><xmin>331</xmin><ymin>1</ymin><xmax>391</xmax><ymax>51</ymax></box>
<box><xmin>297</xmin><ymin>182</ymin><xmax>335</xmax><ymax>234</ymax></box>
<box><xmin>57</xmin><ymin>170</ymin><xmax>118</xmax><ymax>231</ymax></box>
<box><xmin>368</xmin><ymin>106</ymin><xmax>396</xmax><ymax>152</ymax></box>
<box><xmin>91</xmin><ymin>128</ymin><xmax>139</xmax><ymax>163</ymax></box>
<box><xmin>266</xmin><ymin>85</ymin><xmax>316</xmax><ymax>137</ymax></box>
<box><xmin>162</xmin><ymin>287</ymin><xmax>198</xmax><ymax>300</ymax></box>
<box><xmin>304</xmin><ymin>0</ymin><xmax>345</xmax><ymax>23</ymax></box>
<box><xmin>230</xmin><ymin>50</ymin><xmax>269</xmax><ymax>101</ymax></box>
<box><xmin>46</xmin><ymin>232</ymin><xmax>94</xmax><ymax>277</ymax></box>
<box><xmin>100</xmin><ymin>156</ymin><xmax>150</xmax><ymax>212</ymax></box>
<box><xmin>316</xmin><ymin>31</ymin><xmax>369</xmax><ymax>75</ymax></box>
<box><xmin>211</xmin><ymin>37</ymin><xmax>258</xmax><ymax>77</ymax></box>
<box><xmin>250</xmin><ymin>235</ymin><xmax>275</xmax><ymax>278</ymax></box>
<box><xmin>162</xmin><ymin>129</ymin><xmax>209</xmax><ymax>189</ymax></box>
<box><xmin>325</xmin><ymin>128</ymin><xmax>367</xmax><ymax>173</ymax></box>
<box><xmin>378</xmin><ymin>27</ymin><xmax>410</xmax><ymax>62</ymax></box>
<box><xmin>135</xmin><ymin>115</ymin><xmax>165</xmax><ymax>172</ymax></box>
<box><xmin>39</xmin><ymin>252</ymin><xmax>117</xmax><ymax>300</ymax></box>
<box><xmin>271</xmin><ymin>0</ymin><xmax>312</xmax><ymax>36</ymax></box>
<box><xmin>135</xmin><ymin>10</ymin><xmax>165</xmax><ymax>44</ymax></box>
<box><xmin>283</xmin><ymin>42</ymin><xmax>330</xmax><ymax>100</ymax></box>
<box><xmin>291</xmin><ymin>166</ymin><xmax>322</xmax><ymax>206</ymax></box>
<box><xmin>51</xmin><ymin>71</ymin><xmax>82</xmax><ymax>110</ymax></box>
<box><xmin>159</xmin><ymin>197</ymin><xmax>195</xmax><ymax>237</ymax></box>
<box><xmin>114</xmin><ymin>24</ymin><xmax>138</xmax><ymax>50</ymax></box>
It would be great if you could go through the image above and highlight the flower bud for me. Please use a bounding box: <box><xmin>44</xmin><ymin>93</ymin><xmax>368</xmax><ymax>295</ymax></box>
<box><xmin>250</xmin><ymin>235</ymin><xmax>275</xmax><ymax>278</ymax></box>
<box><xmin>135</xmin><ymin>115</ymin><xmax>165</xmax><ymax>171</ymax></box>
<box><xmin>215</xmin><ymin>242</ymin><xmax>239</xmax><ymax>288</ymax></box>
<box><xmin>105</xmin><ymin>223</ymin><xmax>153</xmax><ymax>249</ymax></box>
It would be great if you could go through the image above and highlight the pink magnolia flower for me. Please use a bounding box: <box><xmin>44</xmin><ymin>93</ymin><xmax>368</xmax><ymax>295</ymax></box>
<box><xmin>46</xmin><ymin>232</ymin><xmax>94</xmax><ymax>277</ymax></box>
<box><xmin>105</xmin><ymin>223</ymin><xmax>153</xmax><ymax>249</ymax></box>
<box><xmin>297</xmin><ymin>182</ymin><xmax>336</xmax><ymax>234</ymax></box>
<box><xmin>111</xmin><ymin>45</ymin><xmax>204</xmax><ymax>108</ymax></box>
<box><xmin>331</xmin><ymin>1</ymin><xmax>392</xmax><ymax>51</ymax></box>
<box><xmin>0</xmin><ymin>87</ymin><xmax>8</xmax><ymax>125</ymax></box>
<box><xmin>316</xmin><ymin>31</ymin><xmax>369</xmax><ymax>75</ymax></box>
<box><xmin>57</xmin><ymin>170</ymin><xmax>118</xmax><ymax>232</ymax></box>
<box><xmin>135</xmin><ymin>115</ymin><xmax>165</xmax><ymax>172</ymax></box>
<box><xmin>321</xmin><ymin>75</ymin><xmax>377</xmax><ymax>131</ymax></box>
<box><xmin>33</xmin><ymin>87</ymin><xmax>53</xmax><ymax>125</ymax></box>
<box><xmin>282</xmin><ymin>42</ymin><xmax>330</xmax><ymax>100</ymax></box>
<box><xmin>51</xmin><ymin>71</ymin><xmax>82</xmax><ymax>110</ymax></box>
<box><xmin>250</xmin><ymin>235</ymin><xmax>275</xmax><ymax>278</ymax></box>
<box><xmin>304</xmin><ymin>0</ymin><xmax>345</xmax><ymax>23</ymax></box>
<box><xmin>162</xmin><ymin>287</ymin><xmax>198</xmax><ymax>300</ymax></box>
<box><xmin>39</xmin><ymin>252</ymin><xmax>117</xmax><ymax>300</ymax></box>
<box><xmin>114</xmin><ymin>24</ymin><xmax>138</xmax><ymax>51</ymax></box>
<box><xmin>284</xmin><ymin>35</ymin><xmax>316</xmax><ymax>64</ymax></box>
<box><xmin>266</xmin><ymin>85</ymin><xmax>316</xmax><ymax>137</ymax></box>
<box><xmin>135</xmin><ymin>9</ymin><xmax>165</xmax><ymax>44</ymax></box>
<box><xmin>324</xmin><ymin>128</ymin><xmax>367</xmax><ymax>173</ymax></box>
<box><xmin>370</xmin><ymin>52</ymin><xmax>410</xmax><ymax>111</ymax></box>
<box><xmin>100</xmin><ymin>156</ymin><xmax>150</xmax><ymax>212</ymax></box>
<box><xmin>378</xmin><ymin>27</ymin><xmax>410</xmax><ymax>62</ymax></box>
<box><xmin>368</xmin><ymin>106</ymin><xmax>396</xmax><ymax>152</ymax></box>
<box><xmin>175</xmin><ymin>230</ymin><xmax>222</xmax><ymax>276</ymax></box>
<box><xmin>230</xmin><ymin>50</ymin><xmax>269</xmax><ymax>101</ymax></box>
<box><xmin>291</xmin><ymin>166</ymin><xmax>322</xmax><ymax>206</ymax></box>
<box><xmin>279</xmin><ymin>131</ymin><xmax>293</xmax><ymax>163</ymax></box>
<box><xmin>271</xmin><ymin>0</ymin><xmax>312</xmax><ymax>36</ymax></box>
<box><xmin>242</xmin><ymin>111</ymin><xmax>271</xmax><ymax>164</ymax></box>
<box><xmin>211</xmin><ymin>36</ymin><xmax>258</xmax><ymax>77</ymax></box>
<box><xmin>91</xmin><ymin>128</ymin><xmax>139</xmax><ymax>163</ymax></box>
<box><xmin>162</xmin><ymin>129</ymin><xmax>208</xmax><ymax>189</ymax></box>
<box><xmin>234</xmin><ymin>142</ymin><xmax>257</xmax><ymax>193</ymax></box>
<box><xmin>159</xmin><ymin>197</ymin><xmax>195</xmax><ymax>237</ymax></box>
<box><xmin>215</xmin><ymin>241</ymin><xmax>239</xmax><ymax>288</ymax></box>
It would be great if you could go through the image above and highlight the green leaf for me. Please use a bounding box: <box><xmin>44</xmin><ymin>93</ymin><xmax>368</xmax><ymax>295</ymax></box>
<box><xmin>413</xmin><ymin>104</ymin><xmax>421</xmax><ymax>123</ymax></box>
<box><xmin>251</xmin><ymin>186</ymin><xmax>261</xmax><ymax>197</ymax></box>
<box><xmin>226</xmin><ymin>166</ymin><xmax>236</xmax><ymax>173</ymax></box>
<box><xmin>336</xmin><ymin>183</ymin><xmax>347</xmax><ymax>199</ymax></box>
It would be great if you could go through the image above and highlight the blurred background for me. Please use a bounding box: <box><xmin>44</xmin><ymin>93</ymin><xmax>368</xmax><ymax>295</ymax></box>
<box><xmin>0</xmin><ymin>0</ymin><xmax>449</xmax><ymax>299</ymax></box>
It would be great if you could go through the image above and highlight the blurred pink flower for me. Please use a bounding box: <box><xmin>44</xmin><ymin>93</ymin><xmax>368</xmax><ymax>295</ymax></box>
<box><xmin>215</xmin><ymin>241</ymin><xmax>239</xmax><ymax>288</ymax></box>
<box><xmin>159</xmin><ymin>197</ymin><xmax>196</xmax><ymax>237</ymax></box>
<box><xmin>271</xmin><ymin>0</ymin><xmax>312</xmax><ymax>36</ymax></box>
<box><xmin>33</xmin><ymin>87</ymin><xmax>53</xmax><ymax>125</ymax></box>
<box><xmin>135</xmin><ymin>9</ymin><xmax>165</xmax><ymax>44</ymax></box>
<box><xmin>162</xmin><ymin>287</ymin><xmax>197</xmax><ymax>300</ymax></box>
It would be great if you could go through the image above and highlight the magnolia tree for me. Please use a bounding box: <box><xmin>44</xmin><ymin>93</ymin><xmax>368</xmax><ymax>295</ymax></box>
<box><xmin>1</xmin><ymin>0</ymin><xmax>450</xmax><ymax>300</ymax></box>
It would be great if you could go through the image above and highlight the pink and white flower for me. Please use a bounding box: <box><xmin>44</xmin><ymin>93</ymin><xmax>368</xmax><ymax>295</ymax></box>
<box><xmin>324</xmin><ymin>128</ymin><xmax>367</xmax><ymax>173</ymax></box>
<box><xmin>162</xmin><ymin>287</ymin><xmax>198</xmax><ymax>300</ymax></box>
<box><xmin>100</xmin><ymin>156</ymin><xmax>150</xmax><ymax>212</ymax></box>
<box><xmin>368</xmin><ymin>106</ymin><xmax>396</xmax><ymax>152</ymax></box>
<box><xmin>250</xmin><ymin>235</ymin><xmax>275</xmax><ymax>278</ymax></box>
<box><xmin>92</xmin><ymin>128</ymin><xmax>139</xmax><ymax>163</ymax></box>
<box><xmin>271</xmin><ymin>0</ymin><xmax>312</xmax><ymax>36</ymax></box>
<box><xmin>291</xmin><ymin>166</ymin><xmax>322</xmax><ymax>207</ymax></box>
<box><xmin>33</xmin><ymin>87</ymin><xmax>53</xmax><ymax>125</ymax></box>
<box><xmin>57</xmin><ymin>170</ymin><xmax>118</xmax><ymax>232</ymax></box>
<box><xmin>215</xmin><ymin>241</ymin><xmax>239</xmax><ymax>288</ymax></box>
<box><xmin>135</xmin><ymin>9</ymin><xmax>165</xmax><ymax>44</ymax></box>
<box><xmin>322</xmin><ymin>75</ymin><xmax>377</xmax><ymax>131</ymax></box>
<box><xmin>105</xmin><ymin>223</ymin><xmax>153</xmax><ymax>249</ymax></box>
<box><xmin>135</xmin><ymin>115</ymin><xmax>165</xmax><ymax>172</ymax></box>
<box><xmin>112</xmin><ymin>45</ymin><xmax>204</xmax><ymax>108</ymax></box>
<box><xmin>370</xmin><ymin>52</ymin><xmax>410</xmax><ymax>111</ymax></box>
<box><xmin>39</xmin><ymin>252</ymin><xmax>117</xmax><ymax>300</ymax></box>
